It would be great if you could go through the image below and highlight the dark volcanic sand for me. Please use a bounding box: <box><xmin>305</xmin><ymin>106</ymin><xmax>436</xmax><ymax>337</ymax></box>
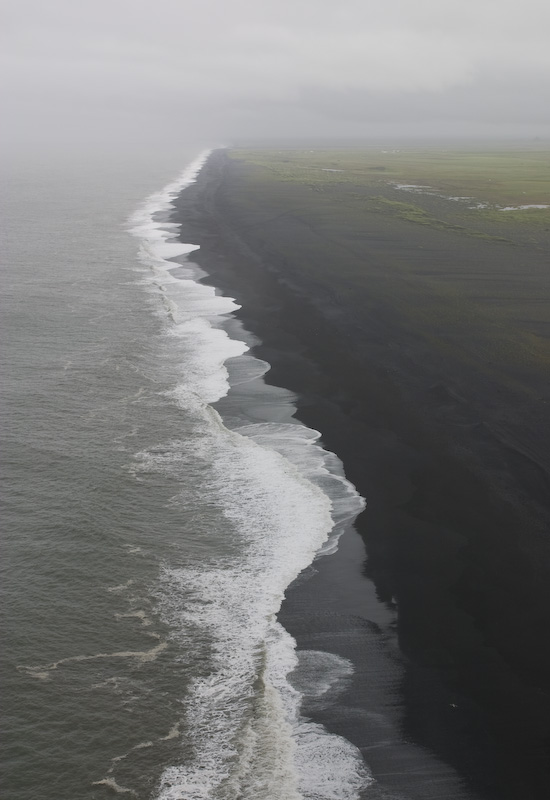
<box><xmin>172</xmin><ymin>150</ymin><xmax>550</xmax><ymax>799</ymax></box>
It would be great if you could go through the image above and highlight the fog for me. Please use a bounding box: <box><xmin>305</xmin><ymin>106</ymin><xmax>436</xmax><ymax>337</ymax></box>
<box><xmin>2</xmin><ymin>0</ymin><xmax>550</xmax><ymax>152</ymax></box>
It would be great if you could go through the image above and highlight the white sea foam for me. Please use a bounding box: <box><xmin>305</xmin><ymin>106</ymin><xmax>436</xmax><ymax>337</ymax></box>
<box><xmin>290</xmin><ymin>650</ymin><xmax>355</xmax><ymax>701</ymax></box>
<box><xmin>19</xmin><ymin>640</ymin><xmax>168</xmax><ymax>680</ymax></box>
<box><xmin>92</xmin><ymin>777</ymin><xmax>136</xmax><ymax>795</ymax></box>
<box><xmin>129</xmin><ymin>152</ymin><xmax>370</xmax><ymax>799</ymax></box>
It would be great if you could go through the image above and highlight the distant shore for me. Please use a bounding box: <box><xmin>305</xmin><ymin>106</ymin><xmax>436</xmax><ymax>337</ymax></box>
<box><xmin>173</xmin><ymin>147</ymin><xmax>550</xmax><ymax>799</ymax></box>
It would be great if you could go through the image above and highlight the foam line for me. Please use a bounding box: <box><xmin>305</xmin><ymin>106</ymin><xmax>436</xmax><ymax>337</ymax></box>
<box><xmin>128</xmin><ymin>152</ymin><xmax>371</xmax><ymax>799</ymax></box>
<box><xmin>19</xmin><ymin>641</ymin><xmax>167</xmax><ymax>680</ymax></box>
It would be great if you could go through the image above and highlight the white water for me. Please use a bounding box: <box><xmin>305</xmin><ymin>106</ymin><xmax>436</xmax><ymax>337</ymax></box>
<box><xmin>128</xmin><ymin>152</ymin><xmax>370</xmax><ymax>799</ymax></box>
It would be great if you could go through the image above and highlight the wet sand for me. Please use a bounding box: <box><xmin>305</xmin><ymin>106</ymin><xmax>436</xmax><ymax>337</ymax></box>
<box><xmin>173</xmin><ymin>149</ymin><xmax>550</xmax><ymax>799</ymax></box>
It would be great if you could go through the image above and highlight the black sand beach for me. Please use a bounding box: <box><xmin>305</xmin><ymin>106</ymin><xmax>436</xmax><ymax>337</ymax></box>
<box><xmin>173</xmin><ymin>148</ymin><xmax>550</xmax><ymax>799</ymax></box>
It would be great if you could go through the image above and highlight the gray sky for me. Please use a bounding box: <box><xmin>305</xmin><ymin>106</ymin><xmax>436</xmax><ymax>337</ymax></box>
<box><xmin>2</xmin><ymin>0</ymin><xmax>550</xmax><ymax>148</ymax></box>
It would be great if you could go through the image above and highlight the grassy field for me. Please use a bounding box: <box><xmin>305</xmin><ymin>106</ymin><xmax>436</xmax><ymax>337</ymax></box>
<box><xmin>230</xmin><ymin>145</ymin><xmax>550</xmax><ymax>236</ymax></box>
<box><xmin>225</xmin><ymin>145</ymin><xmax>550</xmax><ymax>392</ymax></box>
<box><xmin>230</xmin><ymin>145</ymin><xmax>550</xmax><ymax>203</ymax></box>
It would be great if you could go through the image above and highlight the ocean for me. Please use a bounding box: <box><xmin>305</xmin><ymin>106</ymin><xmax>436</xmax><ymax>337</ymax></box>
<box><xmin>1</xmin><ymin>148</ymin><xmax>370</xmax><ymax>798</ymax></box>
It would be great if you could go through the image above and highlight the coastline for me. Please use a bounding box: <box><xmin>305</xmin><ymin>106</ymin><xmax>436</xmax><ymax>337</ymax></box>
<box><xmin>172</xmin><ymin>149</ymin><xmax>550</xmax><ymax>799</ymax></box>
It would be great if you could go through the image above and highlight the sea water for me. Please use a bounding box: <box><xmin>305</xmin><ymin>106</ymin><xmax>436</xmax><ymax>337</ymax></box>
<box><xmin>1</xmin><ymin>148</ymin><xmax>369</xmax><ymax>799</ymax></box>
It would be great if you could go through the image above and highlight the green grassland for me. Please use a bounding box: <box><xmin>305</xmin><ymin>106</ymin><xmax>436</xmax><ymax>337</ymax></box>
<box><xmin>230</xmin><ymin>146</ymin><xmax>550</xmax><ymax>204</ymax></box>
<box><xmin>230</xmin><ymin>146</ymin><xmax>550</xmax><ymax>241</ymax></box>
<box><xmin>225</xmin><ymin>146</ymin><xmax>550</xmax><ymax>392</ymax></box>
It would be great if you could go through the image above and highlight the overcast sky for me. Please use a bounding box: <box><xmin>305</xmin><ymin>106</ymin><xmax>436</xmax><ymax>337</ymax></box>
<box><xmin>2</xmin><ymin>0</ymin><xmax>550</xmax><ymax>149</ymax></box>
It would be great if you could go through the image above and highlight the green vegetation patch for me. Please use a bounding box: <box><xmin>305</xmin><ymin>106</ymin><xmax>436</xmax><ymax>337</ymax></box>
<box><xmin>229</xmin><ymin>146</ymin><xmax>550</xmax><ymax>207</ymax></box>
<box><xmin>362</xmin><ymin>195</ymin><xmax>511</xmax><ymax>242</ymax></box>
<box><xmin>229</xmin><ymin>145</ymin><xmax>550</xmax><ymax>249</ymax></box>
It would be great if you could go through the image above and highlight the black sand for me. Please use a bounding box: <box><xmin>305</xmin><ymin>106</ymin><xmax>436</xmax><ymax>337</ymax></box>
<box><xmin>173</xmin><ymin>149</ymin><xmax>550</xmax><ymax>799</ymax></box>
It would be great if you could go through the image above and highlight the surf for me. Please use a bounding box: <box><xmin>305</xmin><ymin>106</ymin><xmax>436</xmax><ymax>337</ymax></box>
<box><xmin>128</xmin><ymin>152</ymin><xmax>370</xmax><ymax>799</ymax></box>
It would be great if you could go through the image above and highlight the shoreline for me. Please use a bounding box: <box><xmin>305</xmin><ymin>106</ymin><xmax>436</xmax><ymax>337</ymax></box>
<box><xmin>172</xmin><ymin>149</ymin><xmax>550</xmax><ymax>799</ymax></box>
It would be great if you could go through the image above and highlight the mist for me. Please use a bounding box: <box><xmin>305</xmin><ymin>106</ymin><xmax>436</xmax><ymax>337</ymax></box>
<box><xmin>2</xmin><ymin>0</ymin><xmax>550</xmax><ymax>153</ymax></box>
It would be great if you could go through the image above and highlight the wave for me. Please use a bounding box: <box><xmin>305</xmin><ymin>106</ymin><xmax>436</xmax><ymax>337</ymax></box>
<box><xmin>128</xmin><ymin>151</ymin><xmax>371</xmax><ymax>799</ymax></box>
